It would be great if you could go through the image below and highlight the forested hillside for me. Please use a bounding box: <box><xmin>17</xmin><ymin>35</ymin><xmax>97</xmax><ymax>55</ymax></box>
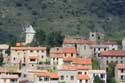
<box><xmin>0</xmin><ymin>0</ymin><xmax>125</xmax><ymax>43</ymax></box>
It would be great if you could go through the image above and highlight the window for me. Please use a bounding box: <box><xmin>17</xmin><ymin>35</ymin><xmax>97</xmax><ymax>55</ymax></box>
<box><xmin>78</xmin><ymin>72</ymin><xmax>82</xmax><ymax>74</ymax></box>
<box><xmin>106</xmin><ymin>60</ymin><xmax>108</xmax><ymax>64</ymax></box>
<box><xmin>4</xmin><ymin>79</ymin><xmax>6</xmax><ymax>82</ymax></box>
<box><xmin>121</xmin><ymin>69</ymin><xmax>124</xmax><ymax>73</ymax></box>
<box><xmin>85</xmin><ymin>80</ymin><xmax>88</xmax><ymax>83</ymax></box>
<box><xmin>71</xmin><ymin>53</ymin><xmax>73</xmax><ymax>57</ymax></box>
<box><xmin>42</xmin><ymin>50</ymin><xmax>44</xmax><ymax>53</ymax></box>
<box><xmin>30</xmin><ymin>59</ymin><xmax>35</xmax><ymax>61</ymax></box>
<box><xmin>84</xmin><ymin>46</ymin><xmax>86</xmax><ymax>50</ymax></box>
<box><xmin>30</xmin><ymin>50</ymin><xmax>33</xmax><ymax>52</ymax></box>
<box><xmin>11</xmin><ymin>79</ymin><xmax>16</xmax><ymax>82</ymax></box>
<box><xmin>65</xmin><ymin>53</ymin><xmax>67</xmax><ymax>57</ymax></box>
<box><xmin>41</xmin><ymin>56</ymin><xmax>44</xmax><ymax>58</ymax></box>
<box><xmin>80</xmin><ymin>80</ymin><xmax>82</xmax><ymax>83</ymax></box>
<box><xmin>84</xmin><ymin>72</ymin><xmax>87</xmax><ymax>75</ymax></box>
<box><xmin>101</xmin><ymin>74</ymin><xmax>104</xmax><ymax>78</ymax></box>
<box><xmin>104</xmin><ymin>48</ymin><xmax>106</xmax><ymax>51</ymax></box>
<box><xmin>44</xmin><ymin>77</ymin><xmax>49</xmax><ymax>81</ymax></box>
<box><xmin>39</xmin><ymin>77</ymin><xmax>42</xmax><ymax>81</ymax></box>
<box><xmin>121</xmin><ymin>61</ymin><xmax>123</xmax><ymax>63</ymax></box>
<box><xmin>98</xmin><ymin>48</ymin><xmax>100</xmax><ymax>51</ymax></box>
<box><xmin>13</xmin><ymin>57</ymin><xmax>16</xmax><ymax>60</ymax></box>
<box><xmin>32</xmin><ymin>64</ymin><xmax>34</xmax><ymax>67</ymax></box>
<box><xmin>71</xmin><ymin>76</ymin><xmax>74</xmax><ymax>80</ymax></box>
<box><xmin>61</xmin><ymin>75</ymin><xmax>64</xmax><ymax>80</ymax></box>
<box><xmin>92</xmin><ymin>34</ymin><xmax>94</xmax><ymax>37</ymax></box>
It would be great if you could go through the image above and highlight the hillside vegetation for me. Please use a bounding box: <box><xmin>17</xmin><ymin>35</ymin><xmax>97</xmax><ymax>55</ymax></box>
<box><xmin>0</xmin><ymin>0</ymin><xmax>125</xmax><ymax>43</ymax></box>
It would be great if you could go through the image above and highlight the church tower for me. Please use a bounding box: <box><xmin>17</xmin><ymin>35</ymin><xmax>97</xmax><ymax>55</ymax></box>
<box><xmin>25</xmin><ymin>25</ymin><xmax>36</xmax><ymax>44</ymax></box>
<box><xmin>122</xmin><ymin>38</ymin><xmax>125</xmax><ymax>50</ymax></box>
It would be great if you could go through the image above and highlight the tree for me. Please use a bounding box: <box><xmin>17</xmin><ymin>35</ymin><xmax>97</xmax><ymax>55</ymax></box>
<box><xmin>107</xmin><ymin>62</ymin><xmax>117</xmax><ymax>83</ymax></box>
<box><xmin>46</xmin><ymin>31</ymin><xmax>64</xmax><ymax>47</ymax></box>
<box><xmin>94</xmin><ymin>75</ymin><xmax>104</xmax><ymax>83</ymax></box>
<box><xmin>35</xmin><ymin>29</ymin><xmax>46</xmax><ymax>45</ymax></box>
<box><xmin>92</xmin><ymin>57</ymin><xmax>100</xmax><ymax>69</ymax></box>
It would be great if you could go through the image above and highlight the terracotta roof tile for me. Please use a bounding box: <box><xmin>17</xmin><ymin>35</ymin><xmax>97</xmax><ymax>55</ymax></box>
<box><xmin>49</xmin><ymin>73</ymin><xmax>59</xmax><ymax>79</ymax></box>
<box><xmin>58</xmin><ymin>65</ymin><xmax>89</xmax><ymax>71</ymax></box>
<box><xmin>72</xmin><ymin>58</ymin><xmax>92</xmax><ymax>65</ymax></box>
<box><xmin>63</xmin><ymin>47</ymin><xmax>76</xmax><ymax>53</ymax></box>
<box><xmin>101</xmin><ymin>50</ymin><xmax>125</xmax><ymax>57</ymax></box>
<box><xmin>35</xmin><ymin>72</ymin><xmax>50</xmax><ymax>77</ymax></box>
<box><xmin>35</xmin><ymin>72</ymin><xmax>59</xmax><ymax>78</ymax></box>
<box><xmin>116</xmin><ymin>64</ymin><xmax>125</xmax><ymax>69</ymax></box>
<box><xmin>11</xmin><ymin>47</ymin><xmax>46</xmax><ymax>50</ymax></box>
<box><xmin>77</xmin><ymin>74</ymin><xmax>89</xmax><ymax>80</ymax></box>
<box><xmin>63</xmin><ymin>38</ymin><xmax>96</xmax><ymax>45</ymax></box>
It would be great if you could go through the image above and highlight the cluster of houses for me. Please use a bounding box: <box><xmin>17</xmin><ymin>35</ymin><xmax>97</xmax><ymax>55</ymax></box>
<box><xmin>0</xmin><ymin>26</ymin><xmax>125</xmax><ymax>83</ymax></box>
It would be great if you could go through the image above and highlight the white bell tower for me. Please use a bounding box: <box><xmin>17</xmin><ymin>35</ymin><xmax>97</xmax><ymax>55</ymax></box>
<box><xmin>25</xmin><ymin>25</ymin><xmax>36</xmax><ymax>44</ymax></box>
<box><xmin>122</xmin><ymin>38</ymin><xmax>125</xmax><ymax>50</ymax></box>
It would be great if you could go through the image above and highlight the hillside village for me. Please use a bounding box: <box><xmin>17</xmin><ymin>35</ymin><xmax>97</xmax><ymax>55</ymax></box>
<box><xmin>0</xmin><ymin>26</ymin><xmax>125</xmax><ymax>83</ymax></box>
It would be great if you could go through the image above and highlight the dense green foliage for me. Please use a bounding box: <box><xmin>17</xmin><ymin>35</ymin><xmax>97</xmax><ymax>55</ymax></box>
<box><xmin>94</xmin><ymin>75</ymin><xmax>104</xmax><ymax>83</ymax></box>
<box><xmin>92</xmin><ymin>57</ymin><xmax>100</xmax><ymax>69</ymax></box>
<box><xmin>33</xmin><ymin>29</ymin><xmax>64</xmax><ymax>47</ymax></box>
<box><xmin>107</xmin><ymin>62</ymin><xmax>117</xmax><ymax>83</ymax></box>
<box><xmin>0</xmin><ymin>0</ymin><xmax>125</xmax><ymax>43</ymax></box>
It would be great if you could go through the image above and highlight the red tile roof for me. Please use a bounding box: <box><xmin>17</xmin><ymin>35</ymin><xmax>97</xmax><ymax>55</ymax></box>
<box><xmin>35</xmin><ymin>72</ymin><xmax>59</xmax><ymax>78</ymax></box>
<box><xmin>77</xmin><ymin>74</ymin><xmax>89</xmax><ymax>80</ymax></box>
<box><xmin>11</xmin><ymin>47</ymin><xmax>46</xmax><ymax>50</ymax></box>
<box><xmin>63</xmin><ymin>38</ymin><xmax>96</xmax><ymax>45</ymax></box>
<box><xmin>50</xmin><ymin>54</ymin><xmax>63</xmax><ymax>58</ymax></box>
<box><xmin>72</xmin><ymin>58</ymin><xmax>92</xmax><ymax>65</ymax></box>
<box><xmin>58</xmin><ymin>65</ymin><xmax>89</xmax><ymax>71</ymax></box>
<box><xmin>49</xmin><ymin>73</ymin><xmax>59</xmax><ymax>79</ymax></box>
<box><xmin>101</xmin><ymin>50</ymin><xmax>125</xmax><ymax>57</ymax></box>
<box><xmin>63</xmin><ymin>47</ymin><xmax>76</xmax><ymax>53</ymax></box>
<box><xmin>50</xmin><ymin>47</ymin><xmax>76</xmax><ymax>58</ymax></box>
<box><xmin>116</xmin><ymin>64</ymin><xmax>125</xmax><ymax>69</ymax></box>
<box><xmin>35</xmin><ymin>72</ymin><xmax>50</xmax><ymax>77</ymax></box>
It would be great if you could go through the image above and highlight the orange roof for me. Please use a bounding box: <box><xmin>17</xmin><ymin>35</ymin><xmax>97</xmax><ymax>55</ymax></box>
<box><xmin>29</xmin><ymin>56</ymin><xmax>38</xmax><ymax>59</ymax></box>
<box><xmin>58</xmin><ymin>65</ymin><xmax>89</xmax><ymax>71</ymax></box>
<box><xmin>101</xmin><ymin>50</ymin><xmax>125</xmax><ymax>57</ymax></box>
<box><xmin>63</xmin><ymin>47</ymin><xmax>76</xmax><ymax>53</ymax></box>
<box><xmin>50</xmin><ymin>54</ymin><xmax>63</xmax><ymax>58</ymax></box>
<box><xmin>77</xmin><ymin>74</ymin><xmax>89</xmax><ymax>80</ymax></box>
<box><xmin>76</xmin><ymin>65</ymin><xmax>89</xmax><ymax>70</ymax></box>
<box><xmin>72</xmin><ymin>58</ymin><xmax>92</xmax><ymax>65</ymax></box>
<box><xmin>116</xmin><ymin>64</ymin><xmax>125</xmax><ymax>69</ymax></box>
<box><xmin>35</xmin><ymin>72</ymin><xmax>59</xmax><ymax>78</ymax></box>
<box><xmin>35</xmin><ymin>72</ymin><xmax>50</xmax><ymax>77</ymax></box>
<box><xmin>11</xmin><ymin>47</ymin><xmax>46</xmax><ymax>50</ymax></box>
<box><xmin>63</xmin><ymin>38</ymin><xmax>96</xmax><ymax>45</ymax></box>
<box><xmin>16</xmin><ymin>42</ymin><xmax>26</xmax><ymax>47</ymax></box>
<box><xmin>49</xmin><ymin>73</ymin><xmax>59</xmax><ymax>79</ymax></box>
